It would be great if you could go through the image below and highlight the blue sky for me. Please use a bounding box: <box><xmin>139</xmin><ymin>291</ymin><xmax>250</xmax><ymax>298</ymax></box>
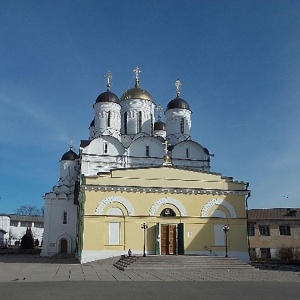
<box><xmin>0</xmin><ymin>0</ymin><xmax>299</xmax><ymax>213</ymax></box>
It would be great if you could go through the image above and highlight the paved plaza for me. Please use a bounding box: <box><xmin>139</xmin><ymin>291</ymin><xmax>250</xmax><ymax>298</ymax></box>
<box><xmin>0</xmin><ymin>254</ymin><xmax>299</xmax><ymax>282</ymax></box>
<box><xmin>0</xmin><ymin>255</ymin><xmax>299</xmax><ymax>299</ymax></box>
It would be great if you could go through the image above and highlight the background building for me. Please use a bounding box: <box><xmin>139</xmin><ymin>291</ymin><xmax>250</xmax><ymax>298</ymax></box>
<box><xmin>0</xmin><ymin>214</ymin><xmax>44</xmax><ymax>247</ymax></box>
<box><xmin>0</xmin><ymin>215</ymin><xmax>9</xmax><ymax>247</ymax></box>
<box><xmin>8</xmin><ymin>215</ymin><xmax>44</xmax><ymax>246</ymax></box>
<box><xmin>248</xmin><ymin>208</ymin><xmax>300</xmax><ymax>260</ymax></box>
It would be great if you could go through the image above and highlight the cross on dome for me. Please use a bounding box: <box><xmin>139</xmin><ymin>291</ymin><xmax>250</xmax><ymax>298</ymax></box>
<box><xmin>105</xmin><ymin>71</ymin><xmax>112</xmax><ymax>91</ymax></box>
<box><xmin>162</xmin><ymin>140</ymin><xmax>169</xmax><ymax>155</ymax></box>
<box><xmin>70</xmin><ymin>137</ymin><xmax>73</xmax><ymax>150</ymax></box>
<box><xmin>162</xmin><ymin>140</ymin><xmax>172</xmax><ymax>166</ymax></box>
<box><xmin>133</xmin><ymin>66</ymin><xmax>141</xmax><ymax>88</ymax></box>
<box><xmin>156</xmin><ymin>104</ymin><xmax>163</xmax><ymax>121</ymax></box>
<box><xmin>175</xmin><ymin>78</ymin><xmax>182</xmax><ymax>97</ymax></box>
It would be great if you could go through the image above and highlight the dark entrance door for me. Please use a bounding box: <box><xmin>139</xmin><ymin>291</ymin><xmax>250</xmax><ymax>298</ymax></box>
<box><xmin>161</xmin><ymin>224</ymin><xmax>176</xmax><ymax>255</ymax></box>
<box><xmin>60</xmin><ymin>239</ymin><xmax>68</xmax><ymax>253</ymax></box>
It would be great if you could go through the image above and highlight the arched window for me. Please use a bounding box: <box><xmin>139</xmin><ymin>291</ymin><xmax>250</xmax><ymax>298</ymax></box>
<box><xmin>63</xmin><ymin>212</ymin><xmax>67</xmax><ymax>224</ymax></box>
<box><xmin>124</xmin><ymin>112</ymin><xmax>128</xmax><ymax>134</ymax></box>
<box><xmin>180</xmin><ymin>118</ymin><xmax>184</xmax><ymax>134</ymax></box>
<box><xmin>160</xmin><ymin>208</ymin><xmax>176</xmax><ymax>217</ymax></box>
<box><xmin>138</xmin><ymin>111</ymin><xmax>142</xmax><ymax>133</ymax></box>
<box><xmin>107</xmin><ymin>111</ymin><xmax>111</xmax><ymax>127</ymax></box>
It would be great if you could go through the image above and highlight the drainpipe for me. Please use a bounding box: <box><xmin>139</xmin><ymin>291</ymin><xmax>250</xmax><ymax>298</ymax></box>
<box><xmin>245</xmin><ymin>182</ymin><xmax>251</xmax><ymax>261</ymax></box>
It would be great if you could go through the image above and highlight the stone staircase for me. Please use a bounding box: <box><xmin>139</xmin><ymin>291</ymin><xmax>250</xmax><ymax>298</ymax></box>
<box><xmin>114</xmin><ymin>255</ymin><xmax>256</xmax><ymax>271</ymax></box>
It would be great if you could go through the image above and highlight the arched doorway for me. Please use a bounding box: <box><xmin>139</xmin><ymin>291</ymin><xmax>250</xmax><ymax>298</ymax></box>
<box><xmin>60</xmin><ymin>238</ymin><xmax>68</xmax><ymax>253</ymax></box>
<box><xmin>160</xmin><ymin>208</ymin><xmax>177</xmax><ymax>255</ymax></box>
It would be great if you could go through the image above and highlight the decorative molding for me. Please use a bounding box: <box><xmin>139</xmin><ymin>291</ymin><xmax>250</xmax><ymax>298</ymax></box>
<box><xmin>95</xmin><ymin>196</ymin><xmax>135</xmax><ymax>216</ymax></box>
<box><xmin>83</xmin><ymin>184</ymin><xmax>248</xmax><ymax>196</ymax></box>
<box><xmin>201</xmin><ymin>198</ymin><xmax>236</xmax><ymax>218</ymax></box>
<box><xmin>149</xmin><ymin>197</ymin><xmax>187</xmax><ymax>216</ymax></box>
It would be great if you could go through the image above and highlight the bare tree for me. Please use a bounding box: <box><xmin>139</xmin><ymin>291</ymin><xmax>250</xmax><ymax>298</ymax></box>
<box><xmin>15</xmin><ymin>205</ymin><xmax>44</xmax><ymax>216</ymax></box>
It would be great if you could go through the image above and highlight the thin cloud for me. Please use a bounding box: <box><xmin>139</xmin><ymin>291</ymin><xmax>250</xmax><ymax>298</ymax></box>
<box><xmin>0</xmin><ymin>91</ymin><xmax>70</xmax><ymax>143</ymax></box>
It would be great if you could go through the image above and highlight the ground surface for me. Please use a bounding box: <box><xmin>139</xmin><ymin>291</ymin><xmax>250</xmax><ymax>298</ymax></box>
<box><xmin>0</xmin><ymin>255</ymin><xmax>299</xmax><ymax>299</ymax></box>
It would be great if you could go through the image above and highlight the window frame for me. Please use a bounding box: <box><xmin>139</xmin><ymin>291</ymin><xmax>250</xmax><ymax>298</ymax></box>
<box><xmin>104</xmin><ymin>142</ymin><xmax>108</xmax><ymax>154</ymax></box>
<box><xmin>138</xmin><ymin>111</ymin><xmax>142</xmax><ymax>133</ymax></box>
<box><xmin>124</xmin><ymin>112</ymin><xmax>128</xmax><ymax>134</ymax></box>
<box><xmin>63</xmin><ymin>212</ymin><xmax>68</xmax><ymax>224</ymax></box>
<box><xmin>258</xmin><ymin>225</ymin><xmax>270</xmax><ymax>236</ymax></box>
<box><xmin>186</xmin><ymin>148</ymin><xmax>189</xmax><ymax>158</ymax></box>
<box><xmin>279</xmin><ymin>225</ymin><xmax>291</xmax><ymax>236</ymax></box>
<box><xmin>247</xmin><ymin>223</ymin><xmax>255</xmax><ymax>236</ymax></box>
<box><xmin>260</xmin><ymin>248</ymin><xmax>271</xmax><ymax>259</ymax></box>
<box><xmin>145</xmin><ymin>145</ymin><xmax>150</xmax><ymax>157</ymax></box>
<box><xmin>107</xmin><ymin>111</ymin><xmax>111</xmax><ymax>127</ymax></box>
<box><xmin>180</xmin><ymin>118</ymin><xmax>184</xmax><ymax>134</ymax></box>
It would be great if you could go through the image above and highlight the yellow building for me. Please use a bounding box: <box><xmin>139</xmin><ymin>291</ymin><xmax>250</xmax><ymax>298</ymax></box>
<box><xmin>77</xmin><ymin>166</ymin><xmax>250</xmax><ymax>263</ymax></box>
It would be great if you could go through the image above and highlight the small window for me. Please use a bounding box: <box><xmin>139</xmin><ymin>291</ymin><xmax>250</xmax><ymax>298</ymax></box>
<box><xmin>180</xmin><ymin>118</ymin><xmax>184</xmax><ymax>134</ymax></box>
<box><xmin>63</xmin><ymin>212</ymin><xmax>67</xmax><ymax>224</ymax></box>
<box><xmin>107</xmin><ymin>111</ymin><xmax>111</xmax><ymax>127</ymax></box>
<box><xmin>150</xmin><ymin>114</ymin><xmax>153</xmax><ymax>135</ymax></box>
<box><xmin>279</xmin><ymin>225</ymin><xmax>291</xmax><ymax>236</ymax></box>
<box><xmin>124</xmin><ymin>112</ymin><xmax>128</xmax><ymax>134</ymax></box>
<box><xmin>34</xmin><ymin>222</ymin><xmax>44</xmax><ymax>228</ymax></box>
<box><xmin>247</xmin><ymin>224</ymin><xmax>255</xmax><ymax>236</ymax></box>
<box><xmin>260</xmin><ymin>248</ymin><xmax>271</xmax><ymax>260</ymax></box>
<box><xmin>259</xmin><ymin>225</ymin><xmax>270</xmax><ymax>236</ymax></box>
<box><xmin>138</xmin><ymin>111</ymin><xmax>142</xmax><ymax>133</ymax></box>
<box><xmin>10</xmin><ymin>221</ymin><xmax>19</xmax><ymax>227</ymax></box>
<box><xmin>146</xmin><ymin>146</ymin><xmax>150</xmax><ymax>157</ymax></box>
<box><xmin>186</xmin><ymin>148</ymin><xmax>189</xmax><ymax>158</ymax></box>
<box><xmin>104</xmin><ymin>142</ymin><xmax>108</xmax><ymax>154</ymax></box>
<box><xmin>20</xmin><ymin>221</ymin><xmax>32</xmax><ymax>227</ymax></box>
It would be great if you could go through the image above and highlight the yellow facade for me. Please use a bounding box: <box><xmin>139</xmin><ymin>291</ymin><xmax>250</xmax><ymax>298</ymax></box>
<box><xmin>77</xmin><ymin>166</ymin><xmax>249</xmax><ymax>263</ymax></box>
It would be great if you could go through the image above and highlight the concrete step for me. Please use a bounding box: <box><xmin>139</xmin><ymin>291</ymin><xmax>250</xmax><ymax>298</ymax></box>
<box><xmin>113</xmin><ymin>255</ymin><xmax>255</xmax><ymax>271</ymax></box>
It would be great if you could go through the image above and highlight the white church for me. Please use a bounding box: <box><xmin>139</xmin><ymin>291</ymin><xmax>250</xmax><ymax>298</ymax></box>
<box><xmin>41</xmin><ymin>67</ymin><xmax>249</xmax><ymax>262</ymax></box>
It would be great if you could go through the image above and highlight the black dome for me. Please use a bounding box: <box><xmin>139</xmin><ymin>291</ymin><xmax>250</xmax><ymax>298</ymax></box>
<box><xmin>154</xmin><ymin>120</ymin><xmax>166</xmax><ymax>131</ymax></box>
<box><xmin>167</xmin><ymin>97</ymin><xmax>190</xmax><ymax>110</ymax></box>
<box><xmin>95</xmin><ymin>90</ymin><xmax>120</xmax><ymax>104</ymax></box>
<box><xmin>61</xmin><ymin>149</ymin><xmax>79</xmax><ymax>161</ymax></box>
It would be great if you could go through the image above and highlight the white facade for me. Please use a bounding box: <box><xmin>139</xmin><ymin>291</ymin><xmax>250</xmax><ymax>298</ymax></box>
<box><xmin>81</xmin><ymin>70</ymin><xmax>211</xmax><ymax>176</ymax></box>
<box><xmin>41</xmin><ymin>150</ymin><xmax>80</xmax><ymax>257</ymax></box>
<box><xmin>0</xmin><ymin>215</ymin><xmax>43</xmax><ymax>247</ymax></box>
<box><xmin>0</xmin><ymin>215</ymin><xmax>10</xmax><ymax>247</ymax></box>
<box><xmin>42</xmin><ymin>68</ymin><xmax>212</xmax><ymax>257</ymax></box>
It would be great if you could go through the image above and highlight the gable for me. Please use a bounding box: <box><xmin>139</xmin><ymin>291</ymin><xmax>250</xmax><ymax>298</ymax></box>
<box><xmin>86</xmin><ymin>166</ymin><xmax>246</xmax><ymax>191</ymax></box>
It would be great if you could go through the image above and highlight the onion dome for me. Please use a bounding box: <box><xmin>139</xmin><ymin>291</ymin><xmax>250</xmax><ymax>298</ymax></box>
<box><xmin>166</xmin><ymin>78</ymin><xmax>190</xmax><ymax>110</ymax></box>
<box><xmin>154</xmin><ymin>120</ymin><xmax>166</xmax><ymax>131</ymax></box>
<box><xmin>95</xmin><ymin>90</ymin><xmax>120</xmax><ymax>104</ymax></box>
<box><xmin>121</xmin><ymin>66</ymin><xmax>153</xmax><ymax>102</ymax></box>
<box><xmin>94</xmin><ymin>71</ymin><xmax>120</xmax><ymax>105</ymax></box>
<box><xmin>121</xmin><ymin>87</ymin><xmax>153</xmax><ymax>102</ymax></box>
<box><xmin>61</xmin><ymin>149</ymin><xmax>79</xmax><ymax>161</ymax></box>
<box><xmin>167</xmin><ymin>96</ymin><xmax>190</xmax><ymax>110</ymax></box>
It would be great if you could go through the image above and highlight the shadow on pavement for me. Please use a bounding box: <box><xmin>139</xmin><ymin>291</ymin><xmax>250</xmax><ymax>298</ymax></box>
<box><xmin>0</xmin><ymin>254</ymin><xmax>79</xmax><ymax>264</ymax></box>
